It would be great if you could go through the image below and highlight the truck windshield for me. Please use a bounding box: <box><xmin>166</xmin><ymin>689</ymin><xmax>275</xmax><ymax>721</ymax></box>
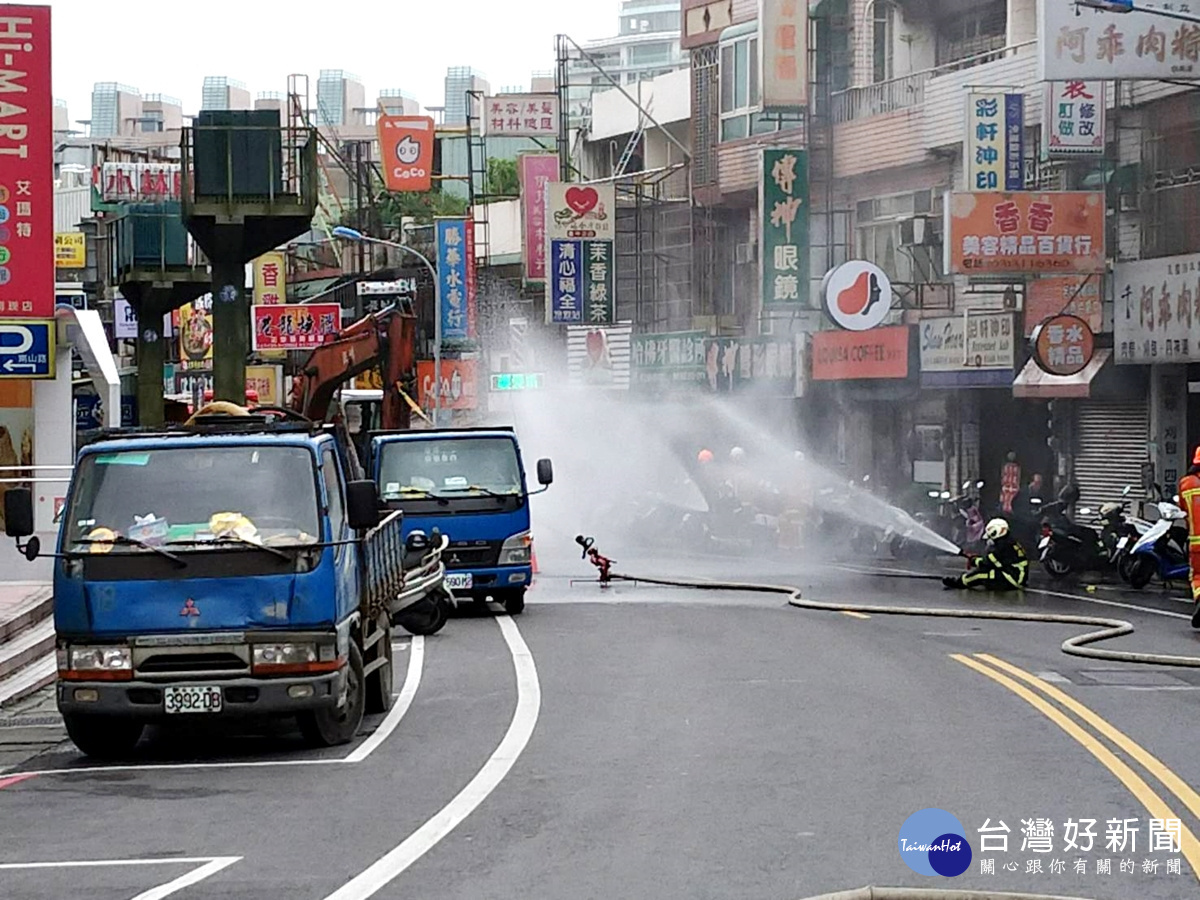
<box><xmin>64</xmin><ymin>446</ymin><xmax>321</xmax><ymax>551</ymax></box>
<box><xmin>379</xmin><ymin>438</ymin><xmax>522</xmax><ymax>501</ymax></box>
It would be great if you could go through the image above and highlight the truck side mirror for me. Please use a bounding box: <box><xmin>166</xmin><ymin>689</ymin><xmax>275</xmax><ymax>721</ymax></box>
<box><xmin>536</xmin><ymin>458</ymin><xmax>554</xmax><ymax>487</ymax></box>
<box><xmin>346</xmin><ymin>479</ymin><xmax>381</xmax><ymax>531</ymax></box>
<box><xmin>4</xmin><ymin>487</ymin><xmax>34</xmax><ymax>538</ymax></box>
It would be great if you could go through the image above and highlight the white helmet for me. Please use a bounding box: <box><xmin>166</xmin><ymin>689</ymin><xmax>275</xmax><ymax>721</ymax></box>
<box><xmin>730</xmin><ymin>447</ymin><xmax>746</xmax><ymax>462</ymax></box>
<box><xmin>985</xmin><ymin>518</ymin><xmax>1009</xmax><ymax>541</ymax></box>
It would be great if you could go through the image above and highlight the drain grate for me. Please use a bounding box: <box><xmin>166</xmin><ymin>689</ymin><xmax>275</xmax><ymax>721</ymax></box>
<box><xmin>0</xmin><ymin>715</ymin><xmax>63</xmax><ymax>729</ymax></box>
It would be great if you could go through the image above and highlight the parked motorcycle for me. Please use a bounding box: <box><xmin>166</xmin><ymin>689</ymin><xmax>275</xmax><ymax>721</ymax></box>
<box><xmin>1038</xmin><ymin>499</ymin><xmax>1110</xmax><ymax>580</ymax></box>
<box><xmin>1127</xmin><ymin>500</ymin><xmax>1190</xmax><ymax>590</ymax></box>
<box><xmin>1097</xmin><ymin>486</ymin><xmax>1153</xmax><ymax>583</ymax></box>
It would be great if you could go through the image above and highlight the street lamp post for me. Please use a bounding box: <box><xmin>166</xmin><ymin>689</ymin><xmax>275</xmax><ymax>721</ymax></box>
<box><xmin>331</xmin><ymin>226</ymin><xmax>442</xmax><ymax>427</ymax></box>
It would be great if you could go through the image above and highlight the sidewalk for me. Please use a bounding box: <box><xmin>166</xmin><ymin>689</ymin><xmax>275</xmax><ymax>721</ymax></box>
<box><xmin>0</xmin><ymin>582</ymin><xmax>52</xmax><ymax>641</ymax></box>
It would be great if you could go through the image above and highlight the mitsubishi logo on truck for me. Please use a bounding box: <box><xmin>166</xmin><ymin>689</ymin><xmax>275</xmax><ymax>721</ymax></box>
<box><xmin>180</xmin><ymin>599</ymin><xmax>200</xmax><ymax>617</ymax></box>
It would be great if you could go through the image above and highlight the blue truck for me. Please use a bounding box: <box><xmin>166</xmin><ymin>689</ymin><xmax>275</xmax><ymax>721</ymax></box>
<box><xmin>3</xmin><ymin>413</ymin><xmax>448</xmax><ymax>759</ymax></box>
<box><xmin>366</xmin><ymin>427</ymin><xmax>552</xmax><ymax>615</ymax></box>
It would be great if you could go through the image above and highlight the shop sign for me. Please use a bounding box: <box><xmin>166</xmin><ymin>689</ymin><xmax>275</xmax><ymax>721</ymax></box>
<box><xmin>244</xmin><ymin>365</ymin><xmax>283</xmax><ymax>407</ymax></box>
<box><xmin>417</xmin><ymin>359</ymin><xmax>478</xmax><ymax>410</ymax></box>
<box><xmin>483</xmin><ymin>94</ymin><xmax>559</xmax><ymax>137</ymax></box>
<box><xmin>631</xmin><ymin>330</ymin><xmax>706</xmax><ymax>386</ymax></box>
<box><xmin>920</xmin><ymin>313</ymin><xmax>1015</xmax><ymax>371</ymax></box>
<box><xmin>376</xmin><ymin>116</ymin><xmax>434</xmax><ymax>193</ymax></box>
<box><xmin>98</xmin><ymin>162</ymin><xmax>182</xmax><ymax>203</ymax></box>
<box><xmin>822</xmin><ymin>260</ymin><xmax>892</xmax><ymax>331</ymax></box>
<box><xmin>701</xmin><ymin>336</ymin><xmax>796</xmax><ymax>394</ymax></box>
<box><xmin>1114</xmin><ymin>252</ymin><xmax>1200</xmax><ymax>363</ymax></box>
<box><xmin>1032</xmin><ymin>314</ymin><xmax>1095</xmax><ymax>376</ymax></box>
<box><xmin>965</xmin><ymin>92</ymin><xmax>1024</xmax><ymax>192</ymax></box>
<box><xmin>1044</xmin><ymin>81</ymin><xmax>1106</xmax><ymax>156</ymax></box>
<box><xmin>1025</xmin><ymin>275</ymin><xmax>1103</xmax><ymax>335</ymax></box>
<box><xmin>946</xmin><ymin>192</ymin><xmax>1105</xmax><ymax>274</ymax></box>
<box><xmin>546</xmin><ymin>183</ymin><xmax>615</xmax><ymax>325</ymax></box>
<box><xmin>54</xmin><ymin>233</ymin><xmax>85</xmax><ymax>268</ymax></box>
<box><xmin>1041</xmin><ymin>0</ymin><xmax>1200</xmax><ymax>81</ymax></box>
<box><xmin>760</xmin><ymin>0</ymin><xmax>807</xmax><ymax>112</ymax></box>
<box><xmin>519</xmin><ymin>154</ymin><xmax>558</xmax><ymax>283</ymax></box>
<box><xmin>812</xmin><ymin>326</ymin><xmax>909</xmax><ymax>381</ymax></box>
<box><xmin>113</xmin><ymin>297</ymin><xmax>139</xmax><ymax>339</ymax></box>
<box><xmin>177</xmin><ymin>296</ymin><xmax>213</xmax><ymax>370</ymax></box>
<box><xmin>252</xmin><ymin>251</ymin><xmax>286</xmax><ymax>305</ymax></box>
<box><xmin>760</xmin><ymin>149</ymin><xmax>810</xmax><ymax>307</ymax></box>
<box><xmin>567</xmin><ymin>322</ymin><xmax>632</xmax><ymax>390</ymax></box>
<box><xmin>251</xmin><ymin>303</ymin><xmax>341</xmax><ymax>351</ymax></box>
<box><xmin>0</xmin><ymin>5</ymin><xmax>53</xmax><ymax>318</ymax></box>
<box><xmin>435</xmin><ymin>217</ymin><xmax>476</xmax><ymax>340</ymax></box>
<box><xmin>75</xmin><ymin>394</ymin><xmax>136</xmax><ymax>430</ymax></box>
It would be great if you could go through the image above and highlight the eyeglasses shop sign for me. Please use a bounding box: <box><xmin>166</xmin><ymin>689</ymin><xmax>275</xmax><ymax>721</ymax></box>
<box><xmin>919</xmin><ymin>313</ymin><xmax>1015</xmax><ymax>372</ymax></box>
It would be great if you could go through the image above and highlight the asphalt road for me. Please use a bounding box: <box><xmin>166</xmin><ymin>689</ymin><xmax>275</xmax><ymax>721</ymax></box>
<box><xmin>2</xmin><ymin>546</ymin><xmax>1200</xmax><ymax>900</ymax></box>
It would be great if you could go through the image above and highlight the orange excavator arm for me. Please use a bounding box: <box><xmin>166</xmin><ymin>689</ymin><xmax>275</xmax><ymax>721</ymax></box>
<box><xmin>288</xmin><ymin>307</ymin><xmax>416</xmax><ymax>430</ymax></box>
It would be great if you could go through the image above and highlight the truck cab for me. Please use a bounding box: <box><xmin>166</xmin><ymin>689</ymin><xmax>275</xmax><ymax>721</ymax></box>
<box><xmin>367</xmin><ymin>428</ymin><xmax>552</xmax><ymax>615</ymax></box>
<box><xmin>3</xmin><ymin>415</ymin><xmax>446</xmax><ymax>759</ymax></box>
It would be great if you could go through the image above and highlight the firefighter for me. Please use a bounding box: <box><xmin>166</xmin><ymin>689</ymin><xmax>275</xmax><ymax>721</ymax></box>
<box><xmin>1177</xmin><ymin>447</ymin><xmax>1200</xmax><ymax>628</ymax></box>
<box><xmin>942</xmin><ymin>518</ymin><xmax>1029</xmax><ymax>591</ymax></box>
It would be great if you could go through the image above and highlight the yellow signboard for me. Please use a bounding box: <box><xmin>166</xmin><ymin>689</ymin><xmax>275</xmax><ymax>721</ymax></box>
<box><xmin>253</xmin><ymin>251</ymin><xmax>287</xmax><ymax>305</ymax></box>
<box><xmin>178</xmin><ymin>297</ymin><xmax>214</xmax><ymax>368</ymax></box>
<box><xmin>54</xmin><ymin>233</ymin><xmax>86</xmax><ymax>268</ymax></box>
<box><xmin>245</xmin><ymin>365</ymin><xmax>282</xmax><ymax>406</ymax></box>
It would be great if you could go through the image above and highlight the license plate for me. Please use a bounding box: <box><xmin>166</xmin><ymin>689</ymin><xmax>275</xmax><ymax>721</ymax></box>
<box><xmin>444</xmin><ymin>573</ymin><xmax>473</xmax><ymax>591</ymax></box>
<box><xmin>1117</xmin><ymin>536</ymin><xmax>1129</xmax><ymax>550</ymax></box>
<box><xmin>1038</xmin><ymin>536</ymin><xmax>1050</xmax><ymax>550</ymax></box>
<box><xmin>164</xmin><ymin>685</ymin><xmax>223</xmax><ymax>715</ymax></box>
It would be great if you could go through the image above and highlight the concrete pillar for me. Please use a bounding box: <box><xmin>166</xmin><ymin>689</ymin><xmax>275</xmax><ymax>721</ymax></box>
<box><xmin>1150</xmin><ymin>364</ymin><xmax>1187</xmax><ymax>494</ymax></box>
<box><xmin>32</xmin><ymin>343</ymin><xmax>74</xmax><ymax>534</ymax></box>
<box><xmin>212</xmin><ymin>257</ymin><xmax>249</xmax><ymax>403</ymax></box>
<box><xmin>137</xmin><ymin>298</ymin><xmax>167</xmax><ymax>427</ymax></box>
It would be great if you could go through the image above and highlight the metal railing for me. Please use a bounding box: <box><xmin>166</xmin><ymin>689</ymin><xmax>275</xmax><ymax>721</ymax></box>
<box><xmin>0</xmin><ymin>465</ymin><xmax>72</xmax><ymax>486</ymax></box>
<box><xmin>179</xmin><ymin>123</ymin><xmax>318</xmax><ymax>213</ymax></box>
<box><xmin>831</xmin><ymin>41</ymin><xmax>1037</xmax><ymax>124</ymax></box>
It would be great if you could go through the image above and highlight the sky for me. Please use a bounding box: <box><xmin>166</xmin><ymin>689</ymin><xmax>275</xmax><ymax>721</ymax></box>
<box><xmin>43</xmin><ymin>0</ymin><xmax>621</xmax><ymax>126</ymax></box>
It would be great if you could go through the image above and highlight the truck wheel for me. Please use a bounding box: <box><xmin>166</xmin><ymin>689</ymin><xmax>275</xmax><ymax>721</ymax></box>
<box><xmin>364</xmin><ymin>621</ymin><xmax>394</xmax><ymax>716</ymax></box>
<box><xmin>63</xmin><ymin>714</ymin><xmax>143</xmax><ymax>760</ymax></box>
<box><xmin>395</xmin><ymin>595</ymin><xmax>448</xmax><ymax>636</ymax></box>
<box><xmin>298</xmin><ymin>643</ymin><xmax>365</xmax><ymax>747</ymax></box>
<box><xmin>497</xmin><ymin>588</ymin><xmax>526</xmax><ymax>616</ymax></box>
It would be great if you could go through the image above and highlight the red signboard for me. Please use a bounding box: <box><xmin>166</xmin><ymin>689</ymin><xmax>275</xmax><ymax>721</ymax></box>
<box><xmin>519</xmin><ymin>154</ymin><xmax>558</xmax><ymax>282</ymax></box>
<box><xmin>0</xmin><ymin>6</ymin><xmax>53</xmax><ymax>318</ymax></box>
<box><xmin>251</xmin><ymin>303</ymin><xmax>341</xmax><ymax>351</ymax></box>
<box><xmin>417</xmin><ymin>359</ymin><xmax>478</xmax><ymax>411</ymax></box>
<box><xmin>1032</xmin><ymin>314</ymin><xmax>1095</xmax><ymax>377</ymax></box>
<box><xmin>812</xmin><ymin>326</ymin><xmax>910</xmax><ymax>381</ymax></box>
<box><xmin>377</xmin><ymin>116</ymin><xmax>434</xmax><ymax>193</ymax></box>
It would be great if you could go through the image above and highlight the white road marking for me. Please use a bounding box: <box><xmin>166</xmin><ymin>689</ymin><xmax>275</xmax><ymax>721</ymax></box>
<box><xmin>0</xmin><ymin>856</ymin><xmax>241</xmax><ymax>900</ymax></box>
<box><xmin>0</xmin><ymin>637</ymin><xmax>427</xmax><ymax>779</ymax></box>
<box><xmin>343</xmin><ymin>635</ymin><xmax>424</xmax><ymax>763</ymax></box>
<box><xmin>322</xmin><ymin>615</ymin><xmax>540</xmax><ymax>900</ymax></box>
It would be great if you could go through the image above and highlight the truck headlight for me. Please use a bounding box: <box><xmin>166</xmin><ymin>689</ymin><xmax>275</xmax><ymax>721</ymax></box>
<box><xmin>63</xmin><ymin>646</ymin><xmax>132</xmax><ymax>680</ymax></box>
<box><xmin>252</xmin><ymin>642</ymin><xmax>336</xmax><ymax>675</ymax></box>
<box><xmin>499</xmin><ymin>531</ymin><xmax>532</xmax><ymax>565</ymax></box>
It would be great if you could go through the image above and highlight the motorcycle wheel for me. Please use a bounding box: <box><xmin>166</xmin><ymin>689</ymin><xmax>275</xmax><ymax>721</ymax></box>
<box><xmin>1043</xmin><ymin>553</ymin><xmax>1073</xmax><ymax>581</ymax></box>
<box><xmin>1128</xmin><ymin>556</ymin><xmax>1156</xmax><ymax>590</ymax></box>
<box><xmin>1117</xmin><ymin>553</ymin><xmax>1136</xmax><ymax>584</ymax></box>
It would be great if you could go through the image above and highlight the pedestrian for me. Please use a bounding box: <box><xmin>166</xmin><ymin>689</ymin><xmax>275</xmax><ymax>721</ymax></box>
<box><xmin>1177</xmin><ymin>448</ymin><xmax>1200</xmax><ymax>628</ymax></box>
<box><xmin>943</xmin><ymin>518</ymin><xmax>1029</xmax><ymax>591</ymax></box>
<box><xmin>1000</xmin><ymin>451</ymin><xmax>1021</xmax><ymax>515</ymax></box>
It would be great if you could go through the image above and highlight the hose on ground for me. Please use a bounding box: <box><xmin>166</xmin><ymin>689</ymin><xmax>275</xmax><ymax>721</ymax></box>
<box><xmin>611</xmin><ymin>573</ymin><xmax>1200</xmax><ymax>669</ymax></box>
<box><xmin>797</xmin><ymin>887</ymin><xmax>1098</xmax><ymax>900</ymax></box>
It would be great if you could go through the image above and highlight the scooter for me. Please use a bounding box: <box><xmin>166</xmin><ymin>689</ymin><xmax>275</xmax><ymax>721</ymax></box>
<box><xmin>1038</xmin><ymin>500</ymin><xmax>1109</xmax><ymax>580</ymax></box>
<box><xmin>1098</xmin><ymin>486</ymin><xmax>1153</xmax><ymax>583</ymax></box>
<box><xmin>1126</xmin><ymin>500</ymin><xmax>1191</xmax><ymax>590</ymax></box>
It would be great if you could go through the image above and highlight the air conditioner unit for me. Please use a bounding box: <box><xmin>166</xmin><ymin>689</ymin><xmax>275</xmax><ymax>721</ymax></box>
<box><xmin>735</xmin><ymin>242</ymin><xmax>757</xmax><ymax>265</ymax></box>
<box><xmin>900</xmin><ymin>215</ymin><xmax>937</xmax><ymax>247</ymax></box>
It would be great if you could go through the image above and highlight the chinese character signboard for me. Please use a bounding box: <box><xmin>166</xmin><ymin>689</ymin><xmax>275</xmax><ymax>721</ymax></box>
<box><xmin>812</xmin><ymin>326</ymin><xmax>910</xmax><ymax>381</ymax></box>
<box><xmin>946</xmin><ymin>192</ymin><xmax>1105</xmax><ymax>274</ymax></box>
<box><xmin>483</xmin><ymin>94</ymin><xmax>559</xmax><ymax>137</ymax></box>
<box><xmin>919</xmin><ymin>313</ymin><xmax>1015</xmax><ymax>388</ymax></box>
<box><xmin>966</xmin><ymin>93</ymin><xmax>1024</xmax><ymax>192</ymax></box>
<box><xmin>0</xmin><ymin>318</ymin><xmax>53</xmax><ymax>378</ymax></box>
<box><xmin>436</xmin><ymin>218</ymin><xmax>475</xmax><ymax>340</ymax></box>
<box><xmin>1041</xmin><ymin>1</ymin><xmax>1200</xmax><ymax>80</ymax></box>
<box><xmin>701</xmin><ymin>336</ymin><xmax>796</xmax><ymax>394</ymax></box>
<box><xmin>252</xmin><ymin>303</ymin><xmax>340</xmax><ymax>352</ymax></box>
<box><xmin>244</xmin><ymin>364</ymin><xmax>282</xmax><ymax>407</ymax></box>
<box><xmin>377</xmin><ymin>116</ymin><xmax>435</xmax><ymax>193</ymax></box>
<box><xmin>1026</xmin><ymin>276</ymin><xmax>1103</xmax><ymax>335</ymax></box>
<box><xmin>631</xmin><ymin>331</ymin><xmax>707</xmax><ymax>387</ymax></box>
<box><xmin>252</xmin><ymin>251</ymin><xmax>286</xmax><ymax>305</ymax></box>
<box><xmin>760</xmin><ymin>149</ymin><xmax>809</xmax><ymax>307</ymax></box>
<box><xmin>1114</xmin><ymin>252</ymin><xmax>1200</xmax><ymax>363</ymax></box>
<box><xmin>178</xmin><ymin>296</ymin><xmax>213</xmax><ymax>370</ymax></box>
<box><xmin>519</xmin><ymin>154</ymin><xmax>558</xmax><ymax>283</ymax></box>
<box><xmin>759</xmin><ymin>0</ymin><xmax>807</xmax><ymax>111</ymax></box>
<box><xmin>1044</xmin><ymin>81</ymin><xmax>1106</xmax><ymax>156</ymax></box>
<box><xmin>98</xmin><ymin>162</ymin><xmax>182</xmax><ymax>204</ymax></box>
<box><xmin>546</xmin><ymin>183</ymin><xmax>616</xmax><ymax>325</ymax></box>
<box><xmin>0</xmin><ymin>6</ymin><xmax>52</xmax><ymax>319</ymax></box>
<box><xmin>53</xmin><ymin>233</ymin><xmax>85</xmax><ymax>268</ymax></box>
<box><xmin>417</xmin><ymin>359</ymin><xmax>478</xmax><ymax>410</ymax></box>
<box><xmin>1033</xmin><ymin>314</ymin><xmax>1095</xmax><ymax>376</ymax></box>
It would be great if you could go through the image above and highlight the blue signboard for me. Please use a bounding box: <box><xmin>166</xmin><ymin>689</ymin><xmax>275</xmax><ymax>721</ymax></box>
<box><xmin>435</xmin><ymin>218</ymin><xmax>470</xmax><ymax>340</ymax></box>
<box><xmin>75</xmin><ymin>394</ymin><xmax>137</xmax><ymax>430</ymax></box>
<box><xmin>0</xmin><ymin>319</ymin><xmax>54</xmax><ymax>378</ymax></box>
<box><xmin>550</xmin><ymin>239</ymin><xmax>614</xmax><ymax>325</ymax></box>
<box><xmin>1004</xmin><ymin>93</ymin><xmax>1024</xmax><ymax>191</ymax></box>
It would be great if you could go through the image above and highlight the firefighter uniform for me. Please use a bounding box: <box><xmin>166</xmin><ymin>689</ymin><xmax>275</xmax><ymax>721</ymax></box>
<box><xmin>944</xmin><ymin>521</ymin><xmax>1029</xmax><ymax>591</ymax></box>
<box><xmin>1177</xmin><ymin>457</ymin><xmax>1200</xmax><ymax>605</ymax></box>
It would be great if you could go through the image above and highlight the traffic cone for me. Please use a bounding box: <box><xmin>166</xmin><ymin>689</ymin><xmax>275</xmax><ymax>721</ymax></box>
<box><xmin>531</xmin><ymin>544</ymin><xmax>539</xmax><ymax>580</ymax></box>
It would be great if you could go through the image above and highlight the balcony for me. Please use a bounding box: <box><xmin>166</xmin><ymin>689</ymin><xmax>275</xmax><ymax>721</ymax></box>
<box><xmin>830</xmin><ymin>41</ymin><xmax>1038</xmax><ymax>179</ymax></box>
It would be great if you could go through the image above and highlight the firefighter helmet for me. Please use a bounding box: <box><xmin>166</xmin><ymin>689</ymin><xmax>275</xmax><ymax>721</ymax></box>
<box><xmin>985</xmin><ymin>518</ymin><xmax>1010</xmax><ymax>541</ymax></box>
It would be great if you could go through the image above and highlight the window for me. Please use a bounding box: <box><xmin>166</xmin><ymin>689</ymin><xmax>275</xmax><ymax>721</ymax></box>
<box><xmin>936</xmin><ymin>0</ymin><xmax>1006</xmax><ymax>67</ymax></box>
<box><xmin>628</xmin><ymin>41</ymin><xmax>674</xmax><ymax>66</ymax></box>
<box><xmin>873</xmin><ymin>2</ymin><xmax>894</xmax><ymax>84</ymax></box>
<box><xmin>720</xmin><ymin>35</ymin><xmax>758</xmax><ymax>141</ymax></box>
<box><xmin>855</xmin><ymin>189</ymin><xmax>944</xmax><ymax>283</ymax></box>
<box><xmin>322</xmin><ymin>450</ymin><xmax>346</xmax><ymax>539</ymax></box>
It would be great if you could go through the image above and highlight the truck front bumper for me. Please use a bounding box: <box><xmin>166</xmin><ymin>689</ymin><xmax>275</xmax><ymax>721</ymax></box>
<box><xmin>447</xmin><ymin>565</ymin><xmax>531</xmax><ymax>597</ymax></box>
<box><xmin>57</xmin><ymin>671</ymin><xmax>343</xmax><ymax>720</ymax></box>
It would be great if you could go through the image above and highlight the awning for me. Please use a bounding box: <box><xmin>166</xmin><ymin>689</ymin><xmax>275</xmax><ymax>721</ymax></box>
<box><xmin>1012</xmin><ymin>349</ymin><xmax>1112</xmax><ymax>399</ymax></box>
<box><xmin>56</xmin><ymin>306</ymin><xmax>120</xmax><ymax>426</ymax></box>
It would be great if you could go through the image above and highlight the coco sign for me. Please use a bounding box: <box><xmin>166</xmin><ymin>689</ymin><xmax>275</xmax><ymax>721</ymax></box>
<box><xmin>822</xmin><ymin>261</ymin><xmax>894</xmax><ymax>331</ymax></box>
<box><xmin>1031</xmin><ymin>313</ymin><xmax>1095</xmax><ymax>376</ymax></box>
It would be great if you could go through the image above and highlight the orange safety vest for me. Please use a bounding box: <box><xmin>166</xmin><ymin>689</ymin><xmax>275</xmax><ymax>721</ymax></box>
<box><xmin>1179</xmin><ymin>473</ymin><xmax>1200</xmax><ymax>546</ymax></box>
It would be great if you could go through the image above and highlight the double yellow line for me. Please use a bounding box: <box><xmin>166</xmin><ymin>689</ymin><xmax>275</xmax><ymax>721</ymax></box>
<box><xmin>953</xmin><ymin>652</ymin><xmax>1200</xmax><ymax>880</ymax></box>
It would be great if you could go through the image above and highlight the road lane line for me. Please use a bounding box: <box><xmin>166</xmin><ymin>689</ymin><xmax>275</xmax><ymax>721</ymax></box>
<box><xmin>977</xmin><ymin>653</ymin><xmax>1200</xmax><ymax>821</ymax></box>
<box><xmin>322</xmin><ymin>615</ymin><xmax>540</xmax><ymax>900</ymax></box>
<box><xmin>841</xmin><ymin>611</ymin><xmax>871</xmax><ymax>620</ymax></box>
<box><xmin>952</xmin><ymin>653</ymin><xmax>1200</xmax><ymax>879</ymax></box>
<box><xmin>0</xmin><ymin>858</ymin><xmax>232</xmax><ymax>869</ymax></box>
<box><xmin>127</xmin><ymin>856</ymin><xmax>241</xmax><ymax>900</ymax></box>
<box><xmin>343</xmin><ymin>636</ymin><xmax>424</xmax><ymax>763</ymax></box>
<box><xmin>0</xmin><ymin>773</ymin><xmax>36</xmax><ymax>789</ymax></box>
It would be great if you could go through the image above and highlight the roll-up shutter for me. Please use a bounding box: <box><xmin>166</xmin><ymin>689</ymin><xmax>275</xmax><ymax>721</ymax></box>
<box><xmin>1073</xmin><ymin>401</ymin><xmax>1149</xmax><ymax>513</ymax></box>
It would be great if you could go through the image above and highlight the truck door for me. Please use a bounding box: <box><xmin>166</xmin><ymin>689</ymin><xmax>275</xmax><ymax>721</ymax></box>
<box><xmin>320</xmin><ymin>447</ymin><xmax>358</xmax><ymax>620</ymax></box>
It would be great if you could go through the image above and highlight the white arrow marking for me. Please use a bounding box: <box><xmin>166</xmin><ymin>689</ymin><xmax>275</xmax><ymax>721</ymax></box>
<box><xmin>0</xmin><ymin>324</ymin><xmax>34</xmax><ymax>356</ymax></box>
<box><xmin>1</xmin><ymin>360</ymin><xmax>36</xmax><ymax>373</ymax></box>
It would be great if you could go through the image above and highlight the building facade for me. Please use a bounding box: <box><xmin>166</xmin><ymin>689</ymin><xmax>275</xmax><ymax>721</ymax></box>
<box><xmin>201</xmin><ymin>76</ymin><xmax>251</xmax><ymax>111</ymax></box>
